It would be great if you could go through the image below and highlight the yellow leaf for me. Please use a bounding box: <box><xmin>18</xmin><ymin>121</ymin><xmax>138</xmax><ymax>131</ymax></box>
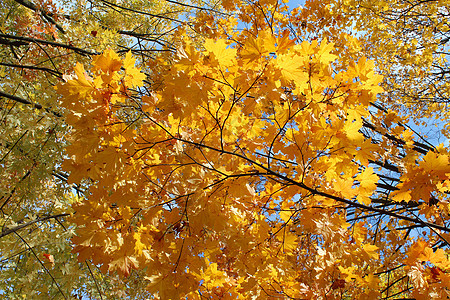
<box><xmin>338</xmin><ymin>266</ymin><xmax>361</xmax><ymax>282</ymax></box>
<box><xmin>275</xmin><ymin>53</ymin><xmax>308</xmax><ymax>83</ymax></box>
<box><xmin>204</xmin><ymin>39</ymin><xmax>237</xmax><ymax>67</ymax></box>
<box><xmin>419</xmin><ymin>152</ymin><xmax>450</xmax><ymax>175</ymax></box>
<box><xmin>92</xmin><ymin>49</ymin><xmax>123</xmax><ymax>73</ymax></box>
<box><xmin>123</xmin><ymin>50</ymin><xmax>136</xmax><ymax>70</ymax></box>
<box><xmin>357</xmin><ymin>167</ymin><xmax>378</xmax><ymax>192</ymax></box>
<box><xmin>240</xmin><ymin>29</ymin><xmax>275</xmax><ymax>64</ymax></box>
<box><xmin>316</xmin><ymin>38</ymin><xmax>337</xmax><ymax>64</ymax></box>
<box><xmin>343</xmin><ymin>118</ymin><xmax>363</xmax><ymax>142</ymax></box>
<box><xmin>364</xmin><ymin>273</ymin><xmax>380</xmax><ymax>289</ymax></box>
<box><xmin>283</xmin><ymin>232</ymin><xmax>298</xmax><ymax>252</ymax></box>
<box><xmin>391</xmin><ymin>189</ymin><xmax>412</xmax><ymax>202</ymax></box>
<box><xmin>362</xmin><ymin>244</ymin><xmax>379</xmax><ymax>259</ymax></box>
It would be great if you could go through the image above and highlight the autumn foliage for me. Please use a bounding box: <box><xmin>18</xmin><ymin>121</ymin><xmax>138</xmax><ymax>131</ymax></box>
<box><xmin>3</xmin><ymin>0</ymin><xmax>450</xmax><ymax>298</ymax></box>
<box><xmin>53</xmin><ymin>0</ymin><xmax>450</xmax><ymax>299</ymax></box>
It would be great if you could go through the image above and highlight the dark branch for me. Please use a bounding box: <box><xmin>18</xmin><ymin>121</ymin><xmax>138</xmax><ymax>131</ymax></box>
<box><xmin>0</xmin><ymin>90</ymin><xmax>62</xmax><ymax>117</ymax></box>
<box><xmin>1</xmin><ymin>213</ymin><xmax>70</xmax><ymax>239</ymax></box>
<box><xmin>0</xmin><ymin>34</ymin><xmax>96</xmax><ymax>56</ymax></box>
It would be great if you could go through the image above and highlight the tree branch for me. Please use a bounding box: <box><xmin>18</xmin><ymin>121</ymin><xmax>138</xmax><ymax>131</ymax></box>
<box><xmin>175</xmin><ymin>137</ymin><xmax>450</xmax><ymax>232</ymax></box>
<box><xmin>0</xmin><ymin>90</ymin><xmax>62</xmax><ymax>117</ymax></box>
<box><xmin>13</xmin><ymin>0</ymin><xmax>65</xmax><ymax>33</ymax></box>
<box><xmin>1</xmin><ymin>213</ymin><xmax>70</xmax><ymax>239</ymax></box>
<box><xmin>0</xmin><ymin>62</ymin><xmax>62</xmax><ymax>77</ymax></box>
<box><xmin>0</xmin><ymin>34</ymin><xmax>96</xmax><ymax>56</ymax></box>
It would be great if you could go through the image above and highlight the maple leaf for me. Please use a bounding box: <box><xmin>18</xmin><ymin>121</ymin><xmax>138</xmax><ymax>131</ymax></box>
<box><xmin>124</xmin><ymin>51</ymin><xmax>147</xmax><ymax>87</ymax></box>
<box><xmin>50</xmin><ymin>0</ymin><xmax>450</xmax><ymax>298</ymax></box>
<box><xmin>404</xmin><ymin>239</ymin><xmax>428</xmax><ymax>266</ymax></box>
<box><xmin>108</xmin><ymin>255</ymin><xmax>139</xmax><ymax>277</ymax></box>
<box><xmin>56</xmin><ymin>63</ymin><xmax>94</xmax><ymax>101</ymax></box>
<box><xmin>354</xmin><ymin>139</ymin><xmax>378</xmax><ymax>165</ymax></box>
<box><xmin>92</xmin><ymin>49</ymin><xmax>123</xmax><ymax>73</ymax></box>
<box><xmin>276</xmin><ymin>29</ymin><xmax>296</xmax><ymax>54</ymax></box>
<box><xmin>364</xmin><ymin>273</ymin><xmax>380</xmax><ymax>289</ymax></box>
<box><xmin>204</xmin><ymin>39</ymin><xmax>237</xmax><ymax>67</ymax></box>
<box><xmin>240</xmin><ymin>29</ymin><xmax>275</xmax><ymax>64</ymax></box>
<box><xmin>333</xmin><ymin>177</ymin><xmax>356</xmax><ymax>199</ymax></box>
<box><xmin>338</xmin><ymin>266</ymin><xmax>361</xmax><ymax>282</ymax></box>
<box><xmin>419</xmin><ymin>152</ymin><xmax>450</xmax><ymax>176</ymax></box>
<box><xmin>316</xmin><ymin>38</ymin><xmax>337</xmax><ymax>64</ymax></box>
<box><xmin>275</xmin><ymin>53</ymin><xmax>308</xmax><ymax>84</ymax></box>
<box><xmin>419</xmin><ymin>247</ymin><xmax>450</xmax><ymax>270</ymax></box>
<box><xmin>200</xmin><ymin>262</ymin><xmax>228</xmax><ymax>288</ymax></box>
<box><xmin>282</xmin><ymin>232</ymin><xmax>298</xmax><ymax>252</ymax></box>
<box><xmin>42</xmin><ymin>253</ymin><xmax>55</xmax><ymax>267</ymax></box>
<box><xmin>279</xmin><ymin>209</ymin><xmax>293</xmax><ymax>223</ymax></box>
<box><xmin>123</xmin><ymin>51</ymin><xmax>137</xmax><ymax>70</ymax></box>
<box><xmin>362</xmin><ymin>243</ymin><xmax>379</xmax><ymax>259</ymax></box>
<box><xmin>343</xmin><ymin>118</ymin><xmax>364</xmax><ymax>142</ymax></box>
<box><xmin>356</xmin><ymin>167</ymin><xmax>379</xmax><ymax>205</ymax></box>
<box><xmin>391</xmin><ymin>188</ymin><xmax>412</xmax><ymax>203</ymax></box>
<box><xmin>407</xmin><ymin>265</ymin><xmax>428</xmax><ymax>290</ymax></box>
<box><xmin>357</xmin><ymin>167</ymin><xmax>378</xmax><ymax>190</ymax></box>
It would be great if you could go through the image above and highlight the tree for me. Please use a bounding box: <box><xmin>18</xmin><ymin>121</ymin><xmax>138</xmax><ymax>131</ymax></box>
<box><xmin>337</xmin><ymin>0</ymin><xmax>450</xmax><ymax>115</ymax></box>
<box><xmin>301</xmin><ymin>0</ymin><xmax>450</xmax><ymax>130</ymax></box>
<box><xmin>56</xmin><ymin>0</ymin><xmax>450</xmax><ymax>299</ymax></box>
<box><xmin>0</xmin><ymin>0</ymin><xmax>209</xmax><ymax>298</ymax></box>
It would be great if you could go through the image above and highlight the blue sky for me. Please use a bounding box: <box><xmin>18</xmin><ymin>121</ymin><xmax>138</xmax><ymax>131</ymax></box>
<box><xmin>287</xmin><ymin>0</ymin><xmax>305</xmax><ymax>9</ymax></box>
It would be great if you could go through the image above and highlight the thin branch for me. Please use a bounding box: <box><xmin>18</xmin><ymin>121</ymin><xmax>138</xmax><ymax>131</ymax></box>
<box><xmin>99</xmin><ymin>0</ymin><xmax>184</xmax><ymax>24</ymax></box>
<box><xmin>163</xmin><ymin>0</ymin><xmax>228</xmax><ymax>15</ymax></box>
<box><xmin>0</xmin><ymin>62</ymin><xmax>62</xmax><ymax>77</ymax></box>
<box><xmin>85</xmin><ymin>261</ymin><xmax>104</xmax><ymax>300</ymax></box>
<box><xmin>0</xmin><ymin>34</ymin><xmax>96</xmax><ymax>56</ymax></box>
<box><xmin>0</xmin><ymin>213</ymin><xmax>70</xmax><ymax>239</ymax></box>
<box><xmin>14</xmin><ymin>232</ymin><xmax>67</xmax><ymax>299</ymax></box>
<box><xmin>0</xmin><ymin>90</ymin><xmax>62</xmax><ymax>117</ymax></box>
<box><xmin>12</xmin><ymin>0</ymin><xmax>65</xmax><ymax>33</ymax></box>
<box><xmin>175</xmin><ymin>137</ymin><xmax>450</xmax><ymax>232</ymax></box>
